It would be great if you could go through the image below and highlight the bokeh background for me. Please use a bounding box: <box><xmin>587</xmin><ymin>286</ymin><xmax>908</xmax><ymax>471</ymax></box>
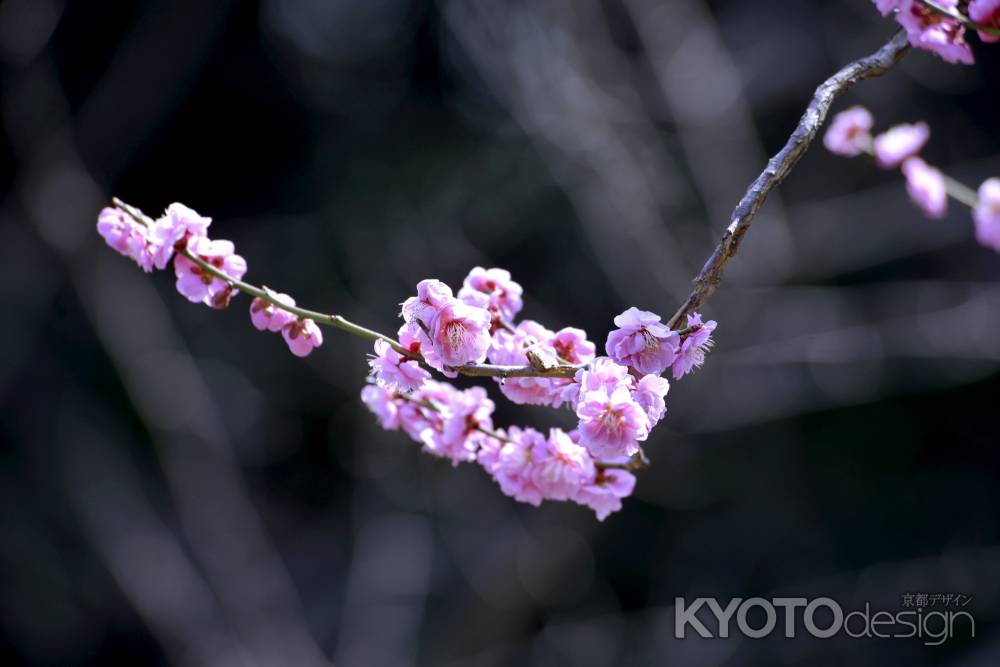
<box><xmin>3</xmin><ymin>1</ymin><xmax>1000</xmax><ymax>665</ymax></box>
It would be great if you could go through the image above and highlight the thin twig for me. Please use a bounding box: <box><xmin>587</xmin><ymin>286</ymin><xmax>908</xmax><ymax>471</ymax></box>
<box><xmin>666</xmin><ymin>31</ymin><xmax>911</xmax><ymax>328</ymax></box>
<box><xmin>113</xmin><ymin>197</ymin><xmax>583</xmax><ymax>379</ymax></box>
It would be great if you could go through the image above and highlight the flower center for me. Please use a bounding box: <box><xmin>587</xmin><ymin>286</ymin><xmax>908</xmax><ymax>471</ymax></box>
<box><xmin>446</xmin><ymin>321</ymin><xmax>466</xmax><ymax>349</ymax></box>
<box><xmin>641</xmin><ymin>329</ymin><xmax>659</xmax><ymax>352</ymax></box>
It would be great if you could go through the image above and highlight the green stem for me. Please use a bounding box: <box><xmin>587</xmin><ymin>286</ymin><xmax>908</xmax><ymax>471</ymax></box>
<box><xmin>921</xmin><ymin>0</ymin><xmax>1000</xmax><ymax>38</ymax></box>
<box><xmin>855</xmin><ymin>149</ymin><xmax>980</xmax><ymax>210</ymax></box>
<box><xmin>942</xmin><ymin>174</ymin><xmax>980</xmax><ymax>208</ymax></box>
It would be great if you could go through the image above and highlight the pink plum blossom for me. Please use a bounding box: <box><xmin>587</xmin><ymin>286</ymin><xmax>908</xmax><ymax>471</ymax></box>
<box><xmin>901</xmin><ymin>157</ymin><xmax>947</xmax><ymax>219</ymax></box>
<box><xmin>605</xmin><ymin>307</ymin><xmax>680</xmax><ymax>375</ymax></box>
<box><xmin>399</xmin><ymin>279</ymin><xmax>491</xmax><ymax>371</ymax></box>
<box><xmin>633</xmin><ymin>374</ymin><xmax>670</xmax><ymax>425</ymax></box>
<box><xmin>561</xmin><ymin>356</ymin><xmax>634</xmax><ymax>411</ymax></box>
<box><xmin>361</xmin><ymin>384</ymin><xmax>400</xmax><ymax>430</ymax></box>
<box><xmin>478</xmin><ymin>427</ymin><xmax>546</xmax><ymax>506</ymax></box>
<box><xmin>369</xmin><ymin>339</ymin><xmax>430</xmax><ymax>392</ymax></box>
<box><xmin>97</xmin><ymin>206</ymin><xmax>155</xmax><ymax>272</ymax></box>
<box><xmin>551</xmin><ymin>327</ymin><xmax>596</xmax><ymax>364</ymax></box>
<box><xmin>531</xmin><ymin>429</ymin><xmax>596</xmax><ymax>501</ymax></box>
<box><xmin>488</xmin><ymin>321</ymin><xmax>566</xmax><ymax>406</ymax></box>
<box><xmin>148</xmin><ymin>203</ymin><xmax>212</xmax><ymax>269</ymax></box>
<box><xmin>282</xmin><ymin>318</ymin><xmax>323</xmax><ymax>357</ymax></box>
<box><xmin>396</xmin><ymin>384</ymin><xmax>447</xmax><ymax>445</ymax></box>
<box><xmin>672</xmin><ymin>313</ymin><xmax>717</xmax><ymax>380</ymax></box>
<box><xmin>823</xmin><ymin>106</ymin><xmax>874</xmax><ymax>157</ymax></box>
<box><xmin>399</xmin><ymin>320</ymin><xmax>456</xmax><ymax>378</ymax></box>
<box><xmin>427</xmin><ymin>386</ymin><xmax>494</xmax><ymax>465</ymax></box>
<box><xmin>458</xmin><ymin>267</ymin><xmax>524</xmax><ymax>322</ymax></box>
<box><xmin>401</xmin><ymin>279</ymin><xmax>454</xmax><ymax>327</ymax></box>
<box><xmin>973</xmin><ymin>177</ymin><xmax>1000</xmax><ymax>252</ymax></box>
<box><xmin>428</xmin><ymin>301</ymin><xmax>492</xmax><ymax>367</ymax></box>
<box><xmin>873</xmin><ymin>122</ymin><xmax>930</xmax><ymax>168</ymax></box>
<box><xmin>895</xmin><ymin>0</ymin><xmax>974</xmax><ymax>65</ymax></box>
<box><xmin>249</xmin><ymin>289</ymin><xmax>297</xmax><ymax>332</ymax></box>
<box><xmin>970</xmin><ymin>0</ymin><xmax>1000</xmax><ymax>42</ymax></box>
<box><xmin>573</xmin><ymin>469</ymin><xmax>636</xmax><ymax>521</ymax></box>
<box><xmin>173</xmin><ymin>237</ymin><xmax>247</xmax><ymax>306</ymax></box>
<box><xmin>386</xmin><ymin>380</ymin><xmax>492</xmax><ymax>466</ymax></box>
<box><xmin>575</xmin><ymin>386</ymin><xmax>650</xmax><ymax>459</ymax></box>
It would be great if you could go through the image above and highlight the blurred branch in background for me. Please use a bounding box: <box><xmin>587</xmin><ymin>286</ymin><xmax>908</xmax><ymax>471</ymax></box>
<box><xmin>624</xmin><ymin>0</ymin><xmax>797</xmax><ymax>287</ymax></box>
<box><xmin>443</xmin><ymin>0</ymin><xmax>695</xmax><ymax>307</ymax></box>
<box><xmin>2</xmin><ymin>2</ymin><xmax>328</xmax><ymax>665</ymax></box>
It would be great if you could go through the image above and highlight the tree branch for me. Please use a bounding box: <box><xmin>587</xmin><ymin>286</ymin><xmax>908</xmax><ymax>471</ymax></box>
<box><xmin>113</xmin><ymin>197</ymin><xmax>583</xmax><ymax>379</ymax></box>
<box><xmin>666</xmin><ymin>30</ymin><xmax>911</xmax><ymax>329</ymax></box>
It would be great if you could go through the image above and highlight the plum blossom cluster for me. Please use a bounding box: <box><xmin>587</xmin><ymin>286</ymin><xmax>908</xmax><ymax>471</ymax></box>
<box><xmin>97</xmin><ymin>202</ymin><xmax>249</xmax><ymax>306</ymax></box>
<box><xmin>363</xmin><ymin>271</ymin><xmax>716</xmax><ymax>517</ymax></box>
<box><xmin>97</xmin><ymin>202</ymin><xmax>324</xmax><ymax>357</ymax></box>
<box><xmin>97</xmin><ymin>202</ymin><xmax>719</xmax><ymax>520</ymax></box>
<box><xmin>361</xmin><ymin>382</ymin><xmax>635</xmax><ymax>520</ymax></box>
<box><xmin>873</xmin><ymin>1</ymin><xmax>1000</xmax><ymax>64</ymax></box>
<box><xmin>824</xmin><ymin>106</ymin><xmax>1000</xmax><ymax>252</ymax></box>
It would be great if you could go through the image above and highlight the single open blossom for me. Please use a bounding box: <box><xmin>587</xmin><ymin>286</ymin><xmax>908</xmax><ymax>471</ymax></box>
<box><xmin>895</xmin><ymin>0</ymin><xmax>974</xmax><ymax>65</ymax></box>
<box><xmin>574</xmin><ymin>469</ymin><xmax>636</xmax><ymax>521</ymax></box>
<box><xmin>174</xmin><ymin>237</ymin><xmax>247</xmax><ymax>306</ymax></box>
<box><xmin>973</xmin><ymin>177</ymin><xmax>1000</xmax><ymax>251</ymax></box>
<box><xmin>672</xmin><ymin>313</ymin><xmax>717</xmax><ymax>380</ymax></box>
<box><xmin>970</xmin><ymin>0</ymin><xmax>1000</xmax><ymax>42</ymax></box>
<box><xmin>282</xmin><ymin>318</ymin><xmax>323</xmax><ymax>357</ymax></box>
<box><xmin>250</xmin><ymin>289</ymin><xmax>297</xmax><ymax>332</ymax></box>
<box><xmin>149</xmin><ymin>203</ymin><xmax>212</xmax><ymax>269</ymax></box>
<box><xmin>576</xmin><ymin>386</ymin><xmax>650</xmax><ymax>459</ymax></box>
<box><xmin>361</xmin><ymin>384</ymin><xmax>400</xmax><ymax>430</ymax></box>
<box><xmin>458</xmin><ymin>267</ymin><xmax>524</xmax><ymax>322</ymax></box>
<box><xmin>605</xmin><ymin>307</ymin><xmax>680</xmax><ymax>375</ymax></box>
<box><xmin>428</xmin><ymin>301</ymin><xmax>492</xmax><ymax>367</ymax></box>
<box><xmin>633</xmin><ymin>374</ymin><xmax>670</xmax><ymax>426</ymax></box>
<box><xmin>824</xmin><ymin>106</ymin><xmax>874</xmax><ymax>156</ymax></box>
<box><xmin>97</xmin><ymin>206</ymin><xmax>155</xmax><ymax>272</ymax></box>
<box><xmin>369</xmin><ymin>339</ymin><xmax>430</xmax><ymax>392</ymax></box>
<box><xmin>873</xmin><ymin>122</ymin><xmax>930</xmax><ymax>168</ymax></box>
<box><xmin>901</xmin><ymin>157</ymin><xmax>947</xmax><ymax>219</ymax></box>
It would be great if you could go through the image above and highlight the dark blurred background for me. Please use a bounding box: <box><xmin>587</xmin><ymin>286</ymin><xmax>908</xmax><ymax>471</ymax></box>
<box><xmin>2</xmin><ymin>1</ymin><xmax>1000</xmax><ymax>665</ymax></box>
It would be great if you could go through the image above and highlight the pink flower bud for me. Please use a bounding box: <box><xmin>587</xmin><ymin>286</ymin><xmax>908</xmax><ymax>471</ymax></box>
<box><xmin>873</xmin><ymin>122</ymin><xmax>930</xmax><ymax>169</ymax></box>
<box><xmin>282</xmin><ymin>318</ymin><xmax>323</xmax><ymax>357</ymax></box>
<box><xmin>250</xmin><ymin>289</ymin><xmax>297</xmax><ymax>332</ymax></box>
<box><xmin>824</xmin><ymin>106</ymin><xmax>874</xmax><ymax>157</ymax></box>
<box><xmin>973</xmin><ymin>177</ymin><xmax>1000</xmax><ymax>252</ymax></box>
<box><xmin>901</xmin><ymin>157</ymin><xmax>947</xmax><ymax>219</ymax></box>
